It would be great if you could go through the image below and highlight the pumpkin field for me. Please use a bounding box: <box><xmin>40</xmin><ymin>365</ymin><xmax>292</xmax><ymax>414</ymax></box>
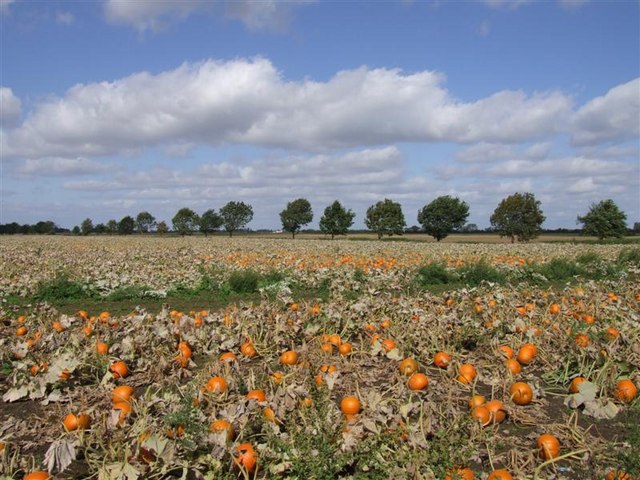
<box><xmin>0</xmin><ymin>236</ymin><xmax>639</xmax><ymax>480</ymax></box>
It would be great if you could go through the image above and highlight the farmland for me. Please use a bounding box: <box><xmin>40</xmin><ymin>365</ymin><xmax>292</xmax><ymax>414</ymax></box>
<box><xmin>1</xmin><ymin>236</ymin><xmax>639</xmax><ymax>480</ymax></box>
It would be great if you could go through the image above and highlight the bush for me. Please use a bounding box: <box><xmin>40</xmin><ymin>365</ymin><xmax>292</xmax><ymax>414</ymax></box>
<box><xmin>618</xmin><ymin>247</ymin><xmax>640</xmax><ymax>267</ymax></box>
<box><xmin>576</xmin><ymin>252</ymin><xmax>602</xmax><ymax>264</ymax></box>
<box><xmin>34</xmin><ymin>274</ymin><xmax>91</xmax><ymax>301</ymax></box>
<box><xmin>457</xmin><ymin>261</ymin><xmax>506</xmax><ymax>286</ymax></box>
<box><xmin>228</xmin><ymin>270</ymin><xmax>261</xmax><ymax>293</ymax></box>
<box><xmin>415</xmin><ymin>263</ymin><xmax>456</xmax><ymax>286</ymax></box>
<box><xmin>106</xmin><ymin>285</ymin><xmax>152</xmax><ymax>301</ymax></box>
<box><xmin>535</xmin><ymin>258</ymin><xmax>585</xmax><ymax>281</ymax></box>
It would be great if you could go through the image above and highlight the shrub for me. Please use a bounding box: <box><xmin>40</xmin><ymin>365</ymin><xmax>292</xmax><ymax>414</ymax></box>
<box><xmin>34</xmin><ymin>274</ymin><xmax>91</xmax><ymax>301</ymax></box>
<box><xmin>415</xmin><ymin>263</ymin><xmax>456</xmax><ymax>286</ymax></box>
<box><xmin>228</xmin><ymin>270</ymin><xmax>261</xmax><ymax>293</ymax></box>
<box><xmin>618</xmin><ymin>247</ymin><xmax>640</xmax><ymax>267</ymax></box>
<box><xmin>457</xmin><ymin>260</ymin><xmax>506</xmax><ymax>286</ymax></box>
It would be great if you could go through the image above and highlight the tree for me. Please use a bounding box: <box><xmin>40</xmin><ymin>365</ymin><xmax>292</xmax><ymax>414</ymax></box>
<box><xmin>118</xmin><ymin>216</ymin><xmax>135</xmax><ymax>235</ymax></box>
<box><xmin>220</xmin><ymin>201</ymin><xmax>253</xmax><ymax>237</ymax></box>
<box><xmin>200</xmin><ymin>209</ymin><xmax>223</xmax><ymax>237</ymax></box>
<box><xmin>577</xmin><ymin>199</ymin><xmax>628</xmax><ymax>239</ymax></box>
<box><xmin>172</xmin><ymin>208</ymin><xmax>200</xmax><ymax>236</ymax></box>
<box><xmin>490</xmin><ymin>192</ymin><xmax>545</xmax><ymax>243</ymax></box>
<box><xmin>34</xmin><ymin>220</ymin><xmax>56</xmax><ymax>235</ymax></box>
<box><xmin>365</xmin><ymin>198</ymin><xmax>406</xmax><ymax>239</ymax></box>
<box><xmin>634</xmin><ymin>222</ymin><xmax>640</xmax><ymax>235</ymax></box>
<box><xmin>80</xmin><ymin>218</ymin><xmax>93</xmax><ymax>236</ymax></box>
<box><xmin>319</xmin><ymin>200</ymin><xmax>355</xmax><ymax>239</ymax></box>
<box><xmin>280</xmin><ymin>198</ymin><xmax>313</xmax><ymax>238</ymax></box>
<box><xmin>71</xmin><ymin>225</ymin><xmax>81</xmax><ymax>235</ymax></box>
<box><xmin>106</xmin><ymin>220</ymin><xmax>118</xmax><ymax>234</ymax></box>
<box><xmin>94</xmin><ymin>223</ymin><xmax>106</xmax><ymax>234</ymax></box>
<box><xmin>135</xmin><ymin>211</ymin><xmax>156</xmax><ymax>234</ymax></box>
<box><xmin>156</xmin><ymin>221</ymin><xmax>168</xmax><ymax>235</ymax></box>
<box><xmin>461</xmin><ymin>223</ymin><xmax>478</xmax><ymax>233</ymax></box>
<box><xmin>417</xmin><ymin>196</ymin><xmax>470</xmax><ymax>241</ymax></box>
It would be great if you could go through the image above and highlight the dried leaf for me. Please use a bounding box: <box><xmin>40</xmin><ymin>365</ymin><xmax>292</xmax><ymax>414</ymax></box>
<box><xmin>44</xmin><ymin>438</ymin><xmax>77</xmax><ymax>474</ymax></box>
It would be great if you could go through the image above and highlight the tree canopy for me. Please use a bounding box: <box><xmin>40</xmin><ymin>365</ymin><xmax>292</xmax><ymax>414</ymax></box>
<box><xmin>417</xmin><ymin>196</ymin><xmax>470</xmax><ymax>241</ymax></box>
<box><xmin>490</xmin><ymin>192</ymin><xmax>545</xmax><ymax>243</ymax></box>
<box><xmin>280</xmin><ymin>198</ymin><xmax>313</xmax><ymax>238</ymax></box>
<box><xmin>135</xmin><ymin>211</ymin><xmax>156</xmax><ymax>233</ymax></box>
<box><xmin>118</xmin><ymin>216</ymin><xmax>135</xmax><ymax>235</ymax></box>
<box><xmin>577</xmin><ymin>199</ymin><xmax>628</xmax><ymax>239</ymax></box>
<box><xmin>172</xmin><ymin>208</ymin><xmax>200</xmax><ymax>236</ymax></box>
<box><xmin>365</xmin><ymin>198</ymin><xmax>406</xmax><ymax>239</ymax></box>
<box><xmin>80</xmin><ymin>218</ymin><xmax>93</xmax><ymax>236</ymax></box>
<box><xmin>200</xmin><ymin>209</ymin><xmax>223</xmax><ymax>236</ymax></box>
<box><xmin>319</xmin><ymin>200</ymin><xmax>356</xmax><ymax>239</ymax></box>
<box><xmin>220</xmin><ymin>201</ymin><xmax>253</xmax><ymax>237</ymax></box>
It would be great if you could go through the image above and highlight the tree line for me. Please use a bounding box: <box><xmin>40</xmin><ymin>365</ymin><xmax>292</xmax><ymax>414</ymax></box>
<box><xmin>2</xmin><ymin>194</ymin><xmax>638</xmax><ymax>241</ymax></box>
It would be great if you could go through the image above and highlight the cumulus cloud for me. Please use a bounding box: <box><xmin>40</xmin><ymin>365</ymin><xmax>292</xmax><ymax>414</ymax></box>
<box><xmin>455</xmin><ymin>142</ymin><xmax>514</xmax><ymax>163</ymax></box>
<box><xmin>17</xmin><ymin>157</ymin><xmax>111</xmax><ymax>177</ymax></box>
<box><xmin>3</xmin><ymin>58</ymin><xmax>576</xmax><ymax>159</ymax></box>
<box><xmin>571</xmin><ymin>78</ymin><xmax>640</xmax><ymax>145</ymax></box>
<box><xmin>0</xmin><ymin>87</ymin><xmax>21</xmax><ymax>127</ymax></box>
<box><xmin>103</xmin><ymin>0</ymin><xmax>313</xmax><ymax>32</ymax></box>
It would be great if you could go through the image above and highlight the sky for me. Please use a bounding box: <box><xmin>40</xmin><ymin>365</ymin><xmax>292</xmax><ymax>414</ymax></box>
<box><xmin>0</xmin><ymin>0</ymin><xmax>639</xmax><ymax>230</ymax></box>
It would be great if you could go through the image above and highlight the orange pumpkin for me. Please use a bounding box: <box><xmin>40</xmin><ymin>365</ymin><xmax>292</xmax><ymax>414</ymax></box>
<box><xmin>233</xmin><ymin>442</ymin><xmax>257</xmax><ymax>473</ymax></box>
<box><xmin>407</xmin><ymin>373</ymin><xmax>429</xmax><ymax>391</ymax></box>
<box><xmin>537</xmin><ymin>433</ymin><xmax>560</xmax><ymax>459</ymax></box>
<box><xmin>110</xmin><ymin>361</ymin><xmax>129</xmax><ymax>379</ymax></box>
<box><xmin>340</xmin><ymin>396</ymin><xmax>361</xmax><ymax>415</ymax></box>
<box><xmin>516</xmin><ymin>343</ymin><xmax>537</xmax><ymax>365</ymax></box>
<box><xmin>510</xmin><ymin>382</ymin><xmax>534</xmax><ymax>406</ymax></box>
<box><xmin>399</xmin><ymin>358</ymin><xmax>419</xmax><ymax>376</ymax></box>
<box><xmin>433</xmin><ymin>351</ymin><xmax>452</xmax><ymax>368</ymax></box>
<box><xmin>614</xmin><ymin>379</ymin><xmax>638</xmax><ymax>403</ymax></box>
<box><xmin>458</xmin><ymin>364</ymin><xmax>477</xmax><ymax>384</ymax></box>
<box><xmin>279</xmin><ymin>350</ymin><xmax>298</xmax><ymax>366</ymax></box>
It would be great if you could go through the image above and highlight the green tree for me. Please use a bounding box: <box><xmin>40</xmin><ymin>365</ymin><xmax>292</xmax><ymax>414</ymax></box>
<box><xmin>200</xmin><ymin>209</ymin><xmax>223</xmax><ymax>236</ymax></box>
<box><xmin>34</xmin><ymin>220</ymin><xmax>56</xmax><ymax>235</ymax></box>
<box><xmin>490</xmin><ymin>192</ymin><xmax>545</xmax><ymax>243</ymax></box>
<box><xmin>156</xmin><ymin>221</ymin><xmax>168</xmax><ymax>235</ymax></box>
<box><xmin>280</xmin><ymin>198</ymin><xmax>313</xmax><ymax>238</ymax></box>
<box><xmin>80</xmin><ymin>218</ymin><xmax>93</xmax><ymax>236</ymax></box>
<box><xmin>633</xmin><ymin>222</ymin><xmax>640</xmax><ymax>235</ymax></box>
<box><xmin>172</xmin><ymin>208</ymin><xmax>200</xmax><ymax>236</ymax></box>
<box><xmin>577</xmin><ymin>199</ymin><xmax>628</xmax><ymax>239</ymax></box>
<box><xmin>135</xmin><ymin>211</ymin><xmax>156</xmax><ymax>234</ymax></box>
<box><xmin>106</xmin><ymin>219</ymin><xmax>118</xmax><ymax>234</ymax></box>
<box><xmin>417</xmin><ymin>195</ymin><xmax>470</xmax><ymax>241</ymax></box>
<box><xmin>71</xmin><ymin>225</ymin><xmax>81</xmax><ymax>235</ymax></box>
<box><xmin>118</xmin><ymin>215</ymin><xmax>135</xmax><ymax>235</ymax></box>
<box><xmin>94</xmin><ymin>223</ymin><xmax>106</xmax><ymax>234</ymax></box>
<box><xmin>365</xmin><ymin>198</ymin><xmax>406</xmax><ymax>239</ymax></box>
<box><xmin>319</xmin><ymin>200</ymin><xmax>355</xmax><ymax>239</ymax></box>
<box><xmin>220</xmin><ymin>201</ymin><xmax>253</xmax><ymax>237</ymax></box>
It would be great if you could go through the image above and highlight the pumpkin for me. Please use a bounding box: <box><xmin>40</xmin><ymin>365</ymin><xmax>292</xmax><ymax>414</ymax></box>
<box><xmin>209</xmin><ymin>419</ymin><xmax>234</xmax><ymax>441</ymax></box>
<box><xmin>488</xmin><ymin>469</ymin><xmax>513</xmax><ymax>480</ymax></box>
<box><xmin>458</xmin><ymin>364</ymin><xmax>477</xmax><ymax>384</ymax></box>
<box><xmin>549</xmin><ymin>303</ymin><xmax>561</xmax><ymax>315</ymax></box>
<box><xmin>569</xmin><ymin>377</ymin><xmax>586</xmax><ymax>394</ymax></box>
<box><xmin>433</xmin><ymin>351</ymin><xmax>452</xmax><ymax>368</ymax></box>
<box><xmin>445</xmin><ymin>467</ymin><xmax>474</xmax><ymax>480</ymax></box>
<box><xmin>498</xmin><ymin>345</ymin><xmax>514</xmax><ymax>359</ymax></box>
<box><xmin>96</xmin><ymin>342</ymin><xmax>109</xmax><ymax>355</ymax></box>
<box><xmin>510</xmin><ymin>382</ymin><xmax>534</xmax><ymax>406</ymax></box>
<box><xmin>614</xmin><ymin>379</ymin><xmax>638</xmax><ymax>403</ymax></box>
<box><xmin>63</xmin><ymin>413</ymin><xmax>90</xmax><ymax>432</ymax></box>
<box><xmin>246</xmin><ymin>390</ymin><xmax>266</xmax><ymax>402</ymax></box>
<box><xmin>516</xmin><ymin>343</ymin><xmax>537</xmax><ymax>365</ymax></box>
<box><xmin>219</xmin><ymin>352</ymin><xmax>237</xmax><ymax>363</ymax></box>
<box><xmin>537</xmin><ymin>434</ymin><xmax>560</xmax><ymax>459</ymax></box>
<box><xmin>23</xmin><ymin>472</ymin><xmax>51</xmax><ymax>480</ymax></box>
<box><xmin>112</xmin><ymin>385</ymin><xmax>134</xmax><ymax>404</ymax></box>
<box><xmin>340</xmin><ymin>396</ymin><xmax>361</xmax><ymax>415</ymax></box>
<box><xmin>468</xmin><ymin>395</ymin><xmax>486</xmax><ymax>409</ymax></box>
<box><xmin>240</xmin><ymin>340</ymin><xmax>257</xmax><ymax>358</ymax></box>
<box><xmin>407</xmin><ymin>373</ymin><xmax>429</xmax><ymax>391</ymax></box>
<box><xmin>204</xmin><ymin>376</ymin><xmax>227</xmax><ymax>394</ymax></box>
<box><xmin>338</xmin><ymin>343</ymin><xmax>353</xmax><ymax>356</ymax></box>
<box><xmin>399</xmin><ymin>358</ymin><xmax>419</xmax><ymax>376</ymax></box>
<box><xmin>110</xmin><ymin>361</ymin><xmax>129</xmax><ymax>379</ymax></box>
<box><xmin>279</xmin><ymin>350</ymin><xmax>298</xmax><ymax>366</ymax></box>
<box><xmin>471</xmin><ymin>406</ymin><xmax>491</xmax><ymax>426</ymax></box>
<box><xmin>233</xmin><ymin>442</ymin><xmax>257</xmax><ymax>473</ymax></box>
<box><xmin>505</xmin><ymin>359</ymin><xmax>522</xmax><ymax>375</ymax></box>
<box><xmin>486</xmin><ymin>400</ymin><xmax>506</xmax><ymax>424</ymax></box>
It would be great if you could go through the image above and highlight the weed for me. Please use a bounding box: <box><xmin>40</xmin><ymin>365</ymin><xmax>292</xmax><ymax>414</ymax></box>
<box><xmin>34</xmin><ymin>274</ymin><xmax>93</xmax><ymax>301</ymax></box>
<box><xmin>106</xmin><ymin>285</ymin><xmax>153</xmax><ymax>301</ymax></box>
<box><xmin>228</xmin><ymin>270</ymin><xmax>261</xmax><ymax>294</ymax></box>
<box><xmin>618</xmin><ymin>247</ymin><xmax>640</xmax><ymax>267</ymax></box>
<box><xmin>457</xmin><ymin>260</ymin><xmax>506</xmax><ymax>286</ymax></box>
<box><xmin>415</xmin><ymin>263</ymin><xmax>456</xmax><ymax>286</ymax></box>
<box><xmin>576</xmin><ymin>251</ymin><xmax>602</xmax><ymax>264</ymax></box>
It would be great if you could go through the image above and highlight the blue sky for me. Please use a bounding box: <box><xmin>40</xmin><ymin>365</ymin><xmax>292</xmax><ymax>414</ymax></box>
<box><xmin>1</xmin><ymin>0</ymin><xmax>638</xmax><ymax>230</ymax></box>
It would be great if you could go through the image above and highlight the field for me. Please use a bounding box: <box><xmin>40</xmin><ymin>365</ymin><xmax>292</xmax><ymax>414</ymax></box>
<box><xmin>1</xmin><ymin>236</ymin><xmax>639</xmax><ymax>480</ymax></box>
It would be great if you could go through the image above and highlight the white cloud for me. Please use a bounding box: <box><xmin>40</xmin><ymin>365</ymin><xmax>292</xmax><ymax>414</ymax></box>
<box><xmin>455</xmin><ymin>142</ymin><xmax>514</xmax><ymax>163</ymax></box>
<box><xmin>571</xmin><ymin>78</ymin><xmax>640</xmax><ymax>145</ymax></box>
<box><xmin>56</xmin><ymin>11</ymin><xmax>75</xmax><ymax>25</ymax></box>
<box><xmin>103</xmin><ymin>0</ymin><xmax>313</xmax><ymax>32</ymax></box>
<box><xmin>0</xmin><ymin>0</ymin><xmax>14</xmax><ymax>15</ymax></box>
<box><xmin>3</xmin><ymin>58</ymin><xmax>576</xmax><ymax>159</ymax></box>
<box><xmin>17</xmin><ymin>157</ymin><xmax>111</xmax><ymax>177</ymax></box>
<box><xmin>0</xmin><ymin>86</ymin><xmax>21</xmax><ymax>127</ymax></box>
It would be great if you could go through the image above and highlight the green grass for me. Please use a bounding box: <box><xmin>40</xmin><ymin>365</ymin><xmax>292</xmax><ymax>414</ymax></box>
<box><xmin>34</xmin><ymin>274</ymin><xmax>94</xmax><ymax>302</ymax></box>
